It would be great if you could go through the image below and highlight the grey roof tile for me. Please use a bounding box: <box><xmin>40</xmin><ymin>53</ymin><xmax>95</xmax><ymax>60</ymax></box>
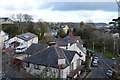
<box><xmin>25</xmin><ymin>43</ymin><xmax>48</xmax><ymax>55</ymax></box>
<box><xmin>23</xmin><ymin>46</ymin><xmax>77</xmax><ymax>68</ymax></box>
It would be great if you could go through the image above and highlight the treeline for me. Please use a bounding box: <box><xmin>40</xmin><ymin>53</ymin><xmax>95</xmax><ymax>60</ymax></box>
<box><xmin>2</xmin><ymin>21</ymin><xmax>47</xmax><ymax>40</ymax></box>
<box><xmin>57</xmin><ymin>21</ymin><xmax>120</xmax><ymax>56</ymax></box>
<box><xmin>2</xmin><ymin>13</ymin><xmax>47</xmax><ymax>40</ymax></box>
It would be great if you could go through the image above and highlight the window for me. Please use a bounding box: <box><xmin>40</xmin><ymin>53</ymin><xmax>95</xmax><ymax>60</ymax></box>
<box><xmin>81</xmin><ymin>60</ymin><xmax>84</xmax><ymax>65</ymax></box>
<box><xmin>77</xmin><ymin>59</ymin><xmax>81</xmax><ymax>67</ymax></box>
<box><xmin>26</xmin><ymin>63</ymin><xmax>29</xmax><ymax>67</ymax></box>
<box><xmin>34</xmin><ymin>64</ymin><xmax>40</xmax><ymax>69</ymax></box>
<box><xmin>70</xmin><ymin>63</ymin><xmax>74</xmax><ymax>71</ymax></box>
<box><xmin>16</xmin><ymin>48</ymin><xmax>21</xmax><ymax>50</ymax></box>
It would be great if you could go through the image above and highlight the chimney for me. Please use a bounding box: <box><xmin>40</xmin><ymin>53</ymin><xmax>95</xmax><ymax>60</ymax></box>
<box><xmin>77</xmin><ymin>40</ymin><xmax>79</xmax><ymax>43</ymax></box>
<box><xmin>68</xmin><ymin>32</ymin><xmax>73</xmax><ymax>37</ymax></box>
<box><xmin>67</xmin><ymin>42</ymin><xmax>70</xmax><ymax>49</ymax></box>
<box><xmin>48</xmin><ymin>42</ymin><xmax>56</xmax><ymax>46</ymax></box>
<box><xmin>58</xmin><ymin>58</ymin><xmax>66</xmax><ymax>68</ymax></box>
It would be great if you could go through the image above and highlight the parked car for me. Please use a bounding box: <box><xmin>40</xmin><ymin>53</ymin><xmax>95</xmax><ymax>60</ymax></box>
<box><xmin>106</xmin><ymin>69</ymin><xmax>113</xmax><ymax>78</ymax></box>
<box><xmin>111</xmin><ymin>62</ymin><xmax>120</xmax><ymax>69</ymax></box>
<box><xmin>93</xmin><ymin>56</ymin><xmax>99</xmax><ymax>62</ymax></box>
<box><xmin>92</xmin><ymin>61</ymin><xmax>98</xmax><ymax>67</ymax></box>
<box><xmin>2</xmin><ymin>48</ymin><xmax>14</xmax><ymax>53</ymax></box>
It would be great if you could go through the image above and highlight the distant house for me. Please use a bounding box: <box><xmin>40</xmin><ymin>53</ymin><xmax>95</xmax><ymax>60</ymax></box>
<box><xmin>62</xmin><ymin>25</ymin><xmax>69</xmax><ymax>34</ymax></box>
<box><xmin>23</xmin><ymin>45</ymin><xmax>84</xmax><ymax>78</ymax></box>
<box><xmin>56</xmin><ymin>32</ymin><xmax>86</xmax><ymax>61</ymax></box>
<box><xmin>0</xmin><ymin>17</ymin><xmax>14</xmax><ymax>24</ymax></box>
<box><xmin>5</xmin><ymin>32</ymin><xmax>38</xmax><ymax>48</ymax></box>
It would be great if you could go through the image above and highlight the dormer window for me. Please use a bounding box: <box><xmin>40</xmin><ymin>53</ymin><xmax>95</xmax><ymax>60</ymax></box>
<box><xmin>26</xmin><ymin>62</ymin><xmax>29</xmax><ymax>67</ymax></box>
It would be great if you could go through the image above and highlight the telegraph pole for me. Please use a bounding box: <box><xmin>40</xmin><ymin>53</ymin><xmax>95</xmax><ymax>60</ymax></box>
<box><xmin>93</xmin><ymin>41</ymin><xmax>94</xmax><ymax>51</ymax></box>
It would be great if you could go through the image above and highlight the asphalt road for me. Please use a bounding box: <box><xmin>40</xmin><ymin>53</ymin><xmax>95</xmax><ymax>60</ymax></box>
<box><xmin>87</xmin><ymin>52</ymin><xmax>115</xmax><ymax>79</ymax></box>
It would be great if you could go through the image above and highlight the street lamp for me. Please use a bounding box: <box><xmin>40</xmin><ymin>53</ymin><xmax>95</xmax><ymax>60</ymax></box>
<box><xmin>93</xmin><ymin>41</ymin><xmax>94</xmax><ymax>51</ymax></box>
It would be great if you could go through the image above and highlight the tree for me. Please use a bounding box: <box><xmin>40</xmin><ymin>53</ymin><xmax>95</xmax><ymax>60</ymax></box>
<box><xmin>2</xmin><ymin>24</ymin><xmax>19</xmax><ymax>37</ymax></box>
<box><xmin>57</xmin><ymin>29</ymin><xmax>67</xmax><ymax>38</ymax></box>
<box><xmin>10</xmin><ymin>13</ymin><xmax>34</xmax><ymax>34</ymax></box>
<box><xmin>11</xmin><ymin>13</ymin><xmax>33</xmax><ymax>22</ymax></box>
<box><xmin>80</xmin><ymin>21</ymin><xmax>85</xmax><ymax>26</ymax></box>
<box><xmin>33</xmin><ymin>22</ymin><xmax>47</xmax><ymax>40</ymax></box>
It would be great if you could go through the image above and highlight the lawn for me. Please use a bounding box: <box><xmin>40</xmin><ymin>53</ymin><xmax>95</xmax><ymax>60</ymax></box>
<box><xmin>94</xmin><ymin>48</ymin><xmax>114</xmax><ymax>59</ymax></box>
<box><xmin>102</xmin><ymin>52</ymin><xmax>114</xmax><ymax>59</ymax></box>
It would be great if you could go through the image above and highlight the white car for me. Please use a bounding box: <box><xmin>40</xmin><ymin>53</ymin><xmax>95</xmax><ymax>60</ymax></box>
<box><xmin>94</xmin><ymin>56</ymin><xmax>99</xmax><ymax>62</ymax></box>
<box><xmin>92</xmin><ymin>61</ymin><xmax>98</xmax><ymax>67</ymax></box>
<box><xmin>106</xmin><ymin>70</ymin><xmax>113</xmax><ymax>78</ymax></box>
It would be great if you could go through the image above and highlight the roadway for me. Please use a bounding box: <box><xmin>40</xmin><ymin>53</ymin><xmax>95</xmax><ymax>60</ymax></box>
<box><xmin>87</xmin><ymin>52</ymin><xmax>115</xmax><ymax>80</ymax></box>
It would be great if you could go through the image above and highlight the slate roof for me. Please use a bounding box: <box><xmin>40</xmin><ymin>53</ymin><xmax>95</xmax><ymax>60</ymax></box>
<box><xmin>23</xmin><ymin>46</ymin><xmax>78</xmax><ymax>68</ymax></box>
<box><xmin>56</xmin><ymin>39</ymin><xmax>68</xmax><ymax>46</ymax></box>
<box><xmin>76</xmin><ymin>42</ymin><xmax>86</xmax><ymax>53</ymax></box>
<box><xmin>0</xmin><ymin>17</ymin><xmax>9</xmax><ymax>22</ymax></box>
<box><xmin>56</xmin><ymin>33</ymin><xmax>84</xmax><ymax>46</ymax></box>
<box><xmin>63</xmin><ymin>50</ymin><xmax>77</xmax><ymax>64</ymax></box>
<box><xmin>25</xmin><ymin>43</ymin><xmax>48</xmax><ymax>55</ymax></box>
<box><xmin>16</xmin><ymin>32</ymin><xmax>37</xmax><ymax>41</ymax></box>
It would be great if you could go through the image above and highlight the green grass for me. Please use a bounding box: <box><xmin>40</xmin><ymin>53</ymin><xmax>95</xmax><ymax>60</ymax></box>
<box><xmin>94</xmin><ymin>48</ymin><xmax>114</xmax><ymax>59</ymax></box>
<box><xmin>102</xmin><ymin>52</ymin><xmax>113</xmax><ymax>59</ymax></box>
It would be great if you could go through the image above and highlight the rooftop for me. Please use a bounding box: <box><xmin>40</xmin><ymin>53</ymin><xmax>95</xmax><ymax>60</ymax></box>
<box><xmin>23</xmin><ymin>46</ymin><xmax>78</xmax><ymax>69</ymax></box>
<box><xmin>16</xmin><ymin>32</ymin><xmax>37</xmax><ymax>41</ymax></box>
<box><xmin>25</xmin><ymin>43</ymin><xmax>48</xmax><ymax>55</ymax></box>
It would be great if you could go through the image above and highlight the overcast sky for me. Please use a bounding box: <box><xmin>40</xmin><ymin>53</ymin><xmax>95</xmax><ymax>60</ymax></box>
<box><xmin>0</xmin><ymin>0</ymin><xmax>119</xmax><ymax>23</ymax></box>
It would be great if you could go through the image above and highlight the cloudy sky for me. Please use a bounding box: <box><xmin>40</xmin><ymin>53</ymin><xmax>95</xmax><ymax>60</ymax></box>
<box><xmin>0</xmin><ymin>0</ymin><xmax>119</xmax><ymax>23</ymax></box>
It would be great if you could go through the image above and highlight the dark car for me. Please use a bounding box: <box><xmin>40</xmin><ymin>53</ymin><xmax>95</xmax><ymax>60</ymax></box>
<box><xmin>111</xmin><ymin>62</ymin><xmax>120</xmax><ymax>69</ymax></box>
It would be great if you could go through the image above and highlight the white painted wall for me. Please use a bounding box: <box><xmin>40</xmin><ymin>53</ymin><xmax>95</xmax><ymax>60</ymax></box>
<box><xmin>67</xmin><ymin>43</ymin><xmax>86</xmax><ymax>62</ymax></box>
<box><xmin>62</xmin><ymin>53</ymin><xmax>82</xmax><ymax>78</ymax></box>
<box><xmin>25</xmin><ymin>63</ymin><xmax>59</xmax><ymax>78</ymax></box>
<box><xmin>71</xmin><ymin>54</ymin><xmax>81</xmax><ymax>69</ymax></box>
<box><xmin>58</xmin><ymin>58</ymin><xmax>65</xmax><ymax>65</ymax></box>
<box><xmin>24</xmin><ymin>53</ymin><xmax>82</xmax><ymax>78</ymax></box>
<box><xmin>0</xmin><ymin>31</ymin><xmax>4</xmax><ymax>49</ymax></box>
<box><xmin>15</xmin><ymin>54</ymin><xmax>28</xmax><ymax>60</ymax></box>
<box><xmin>26</xmin><ymin>37</ymin><xmax>38</xmax><ymax>48</ymax></box>
<box><xmin>5</xmin><ymin>36</ymin><xmax>38</xmax><ymax>48</ymax></box>
<box><xmin>59</xmin><ymin>46</ymin><xmax>67</xmax><ymax>49</ymax></box>
<box><xmin>112</xmin><ymin>33</ymin><xmax>119</xmax><ymax>39</ymax></box>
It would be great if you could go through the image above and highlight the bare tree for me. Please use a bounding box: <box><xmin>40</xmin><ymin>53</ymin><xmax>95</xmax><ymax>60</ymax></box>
<box><xmin>10</xmin><ymin>13</ymin><xmax>33</xmax><ymax>22</ymax></box>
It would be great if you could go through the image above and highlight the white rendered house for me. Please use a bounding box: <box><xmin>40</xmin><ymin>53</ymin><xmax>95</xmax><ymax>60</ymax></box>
<box><xmin>23</xmin><ymin>46</ymin><xmax>84</xmax><ymax>78</ymax></box>
<box><xmin>5</xmin><ymin>32</ymin><xmax>38</xmax><ymax>48</ymax></box>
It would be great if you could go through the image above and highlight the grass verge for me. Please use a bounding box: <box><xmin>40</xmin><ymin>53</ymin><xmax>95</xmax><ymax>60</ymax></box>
<box><xmin>94</xmin><ymin>48</ymin><xmax>114</xmax><ymax>59</ymax></box>
<box><xmin>102</xmin><ymin>52</ymin><xmax>113</xmax><ymax>59</ymax></box>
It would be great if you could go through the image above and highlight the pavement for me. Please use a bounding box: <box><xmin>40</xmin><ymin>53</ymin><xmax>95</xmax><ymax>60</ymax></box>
<box><xmin>86</xmin><ymin>52</ymin><xmax>115</xmax><ymax>80</ymax></box>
